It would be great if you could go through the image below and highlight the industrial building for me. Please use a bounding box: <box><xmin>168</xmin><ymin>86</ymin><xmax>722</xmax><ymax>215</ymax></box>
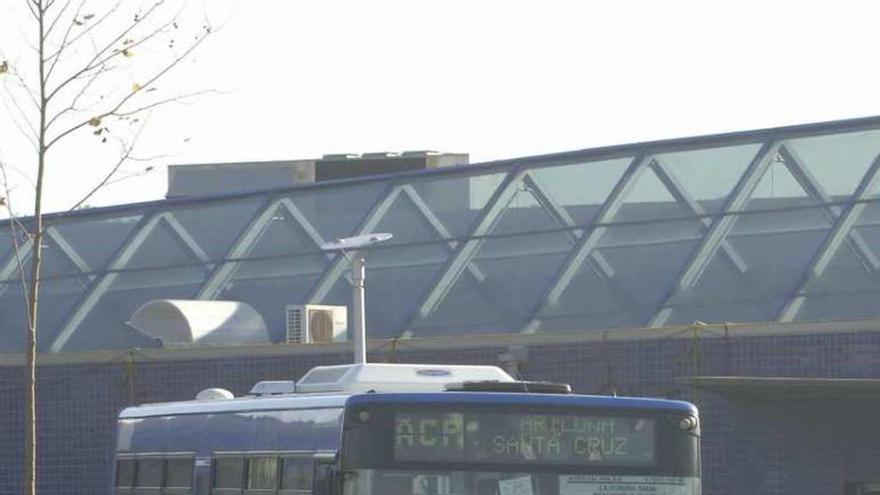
<box><xmin>3</xmin><ymin>116</ymin><xmax>880</xmax><ymax>494</ymax></box>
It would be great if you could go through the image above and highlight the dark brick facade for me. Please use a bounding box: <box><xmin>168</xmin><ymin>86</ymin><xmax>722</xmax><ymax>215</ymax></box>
<box><xmin>2</xmin><ymin>326</ymin><xmax>880</xmax><ymax>494</ymax></box>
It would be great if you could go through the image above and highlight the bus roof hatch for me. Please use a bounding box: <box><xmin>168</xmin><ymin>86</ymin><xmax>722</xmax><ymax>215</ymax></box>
<box><xmin>295</xmin><ymin>363</ymin><xmax>514</xmax><ymax>394</ymax></box>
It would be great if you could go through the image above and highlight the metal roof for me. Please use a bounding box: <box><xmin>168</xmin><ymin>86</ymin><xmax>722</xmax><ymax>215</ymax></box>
<box><xmin>4</xmin><ymin>116</ymin><xmax>880</xmax><ymax>352</ymax></box>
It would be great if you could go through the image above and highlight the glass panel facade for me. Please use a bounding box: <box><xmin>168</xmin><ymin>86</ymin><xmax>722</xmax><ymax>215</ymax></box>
<box><xmin>287</xmin><ymin>181</ymin><xmax>390</xmax><ymax>240</ymax></box>
<box><xmin>784</xmin><ymin>129</ymin><xmax>880</xmax><ymax>197</ymax></box>
<box><xmin>654</xmin><ymin>143</ymin><xmax>762</xmax><ymax>213</ymax></box>
<box><xmin>526</xmin><ymin>158</ymin><xmax>631</xmax><ymax>225</ymax></box>
<box><xmin>405</xmin><ymin>171</ymin><xmax>509</xmax><ymax>237</ymax></box>
<box><xmin>170</xmin><ymin>197</ymin><xmax>267</xmax><ymax>260</ymax></box>
<box><xmin>4</xmin><ymin>118</ymin><xmax>880</xmax><ymax>351</ymax></box>
<box><xmin>49</xmin><ymin>214</ymin><xmax>142</xmax><ymax>271</ymax></box>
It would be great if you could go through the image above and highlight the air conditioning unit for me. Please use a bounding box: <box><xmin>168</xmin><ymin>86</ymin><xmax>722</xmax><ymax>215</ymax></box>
<box><xmin>285</xmin><ymin>305</ymin><xmax>347</xmax><ymax>344</ymax></box>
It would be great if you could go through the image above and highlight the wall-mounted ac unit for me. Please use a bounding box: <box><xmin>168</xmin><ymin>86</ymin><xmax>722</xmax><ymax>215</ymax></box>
<box><xmin>285</xmin><ymin>305</ymin><xmax>347</xmax><ymax>344</ymax></box>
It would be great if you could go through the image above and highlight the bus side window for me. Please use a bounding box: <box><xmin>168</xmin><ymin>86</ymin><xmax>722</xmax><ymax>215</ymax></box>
<box><xmin>116</xmin><ymin>457</ymin><xmax>136</xmax><ymax>493</ymax></box>
<box><xmin>135</xmin><ymin>457</ymin><xmax>164</xmax><ymax>493</ymax></box>
<box><xmin>213</xmin><ymin>456</ymin><xmax>245</xmax><ymax>493</ymax></box>
<box><xmin>164</xmin><ymin>457</ymin><xmax>195</xmax><ymax>493</ymax></box>
<box><xmin>246</xmin><ymin>456</ymin><xmax>279</xmax><ymax>492</ymax></box>
<box><xmin>280</xmin><ymin>455</ymin><xmax>314</xmax><ymax>494</ymax></box>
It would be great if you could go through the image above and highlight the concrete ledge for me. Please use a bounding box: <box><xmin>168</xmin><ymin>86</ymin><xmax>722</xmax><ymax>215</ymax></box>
<box><xmin>2</xmin><ymin>317</ymin><xmax>880</xmax><ymax>367</ymax></box>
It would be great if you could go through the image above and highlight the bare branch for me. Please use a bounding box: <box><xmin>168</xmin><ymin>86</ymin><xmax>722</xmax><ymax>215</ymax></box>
<box><xmin>43</xmin><ymin>0</ymin><xmax>77</xmax><ymax>40</ymax></box>
<box><xmin>25</xmin><ymin>0</ymin><xmax>40</xmax><ymax>22</ymax></box>
<box><xmin>67</xmin><ymin>115</ymin><xmax>149</xmax><ymax>212</ymax></box>
<box><xmin>1</xmin><ymin>85</ymin><xmax>40</xmax><ymax>144</ymax></box>
<box><xmin>44</xmin><ymin>0</ymin><xmax>87</xmax><ymax>82</ymax></box>
<box><xmin>45</xmin><ymin>59</ymin><xmax>104</xmax><ymax>129</ymax></box>
<box><xmin>5</xmin><ymin>65</ymin><xmax>41</xmax><ymax>110</ymax></box>
<box><xmin>113</xmin><ymin>88</ymin><xmax>219</xmax><ymax>117</ymax></box>
<box><xmin>46</xmin><ymin>27</ymin><xmax>212</xmax><ymax>150</ymax></box>
<box><xmin>46</xmin><ymin>0</ymin><xmax>122</xmax><ymax>61</ymax></box>
<box><xmin>45</xmin><ymin>0</ymin><xmax>168</xmax><ymax>102</ymax></box>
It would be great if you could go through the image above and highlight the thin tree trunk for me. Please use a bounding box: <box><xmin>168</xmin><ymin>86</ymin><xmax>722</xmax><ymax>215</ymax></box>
<box><xmin>26</xmin><ymin>2</ymin><xmax>48</xmax><ymax>494</ymax></box>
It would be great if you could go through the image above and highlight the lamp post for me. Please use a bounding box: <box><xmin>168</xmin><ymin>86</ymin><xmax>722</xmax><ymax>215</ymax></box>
<box><xmin>320</xmin><ymin>233</ymin><xmax>392</xmax><ymax>364</ymax></box>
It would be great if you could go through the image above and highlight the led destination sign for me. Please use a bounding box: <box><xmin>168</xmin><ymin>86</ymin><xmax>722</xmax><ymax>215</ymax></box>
<box><xmin>394</xmin><ymin>411</ymin><xmax>655</xmax><ymax>466</ymax></box>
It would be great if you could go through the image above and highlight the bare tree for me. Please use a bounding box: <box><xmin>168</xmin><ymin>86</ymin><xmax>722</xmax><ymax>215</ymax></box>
<box><xmin>0</xmin><ymin>1</ymin><xmax>216</xmax><ymax>493</ymax></box>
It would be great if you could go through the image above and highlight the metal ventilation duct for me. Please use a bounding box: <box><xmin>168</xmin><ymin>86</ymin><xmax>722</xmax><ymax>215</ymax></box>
<box><xmin>128</xmin><ymin>300</ymin><xmax>270</xmax><ymax>347</ymax></box>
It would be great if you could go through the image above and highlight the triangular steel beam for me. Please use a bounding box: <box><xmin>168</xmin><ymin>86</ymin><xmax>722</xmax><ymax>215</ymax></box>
<box><xmin>197</xmin><ymin>196</ymin><xmax>332</xmax><ymax>301</ymax></box>
<box><xmin>305</xmin><ymin>183</ymin><xmax>403</xmax><ymax>304</ymax></box>
<box><xmin>777</xmin><ymin>152</ymin><xmax>880</xmax><ymax>321</ymax></box>
<box><xmin>520</xmin><ymin>154</ymin><xmax>651</xmax><ymax>333</ymax></box>
<box><xmin>0</xmin><ymin>226</ymin><xmax>97</xmax><ymax>298</ymax></box>
<box><xmin>407</xmin><ymin>167</ymin><xmax>531</xmax><ymax>321</ymax></box>
<box><xmin>0</xmin><ymin>236</ymin><xmax>33</xmax><ymax>299</ymax></box>
<box><xmin>49</xmin><ymin>210</ymin><xmax>215</xmax><ymax>352</ymax></box>
<box><xmin>160</xmin><ymin>212</ymin><xmax>211</xmax><ymax>266</ymax></box>
<box><xmin>306</xmin><ymin>181</ymin><xmax>492</xmax><ymax>310</ymax></box>
<box><xmin>648</xmin><ymin>140</ymin><xmax>782</xmax><ymax>327</ymax></box>
<box><xmin>519</xmin><ymin>173</ymin><xmax>647</xmax><ymax>332</ymax></box>
<box><xmin>650</xmin><ymin>158</ymin><xmax>748</xmax><ymax>274</ymax></box>
<box><xmin>779</xmin><ymin>145</ymin><xmax>880</xmax><ymax>272</ymax></box>
<box><xmin>44</xmin><ymin>226</ymin><xmax>93</xmax><ymax>277</ymax></box>
<box><xmin>49</xmin><ymin>212</ymin><xmax>163</xmax><ymax>352</ymax></box>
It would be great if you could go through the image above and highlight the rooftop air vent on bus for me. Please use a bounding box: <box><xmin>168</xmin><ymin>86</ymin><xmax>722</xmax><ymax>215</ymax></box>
<box><xmin>195</xmin><ymin>388</ymin><xmax>234</xmax><ymax>400</ymax></box>
<box><xmin>295</xmin><ymin>363</ymin><xmax>515</xmax><ymax>394</ymax></box>
<box><xmin>249</xmin><ymin>381</ymin><xmax>297</xmax><ymax>396</ymax></box>
<box><xmin>445</xmin><ymin>380</ymin><xmax>572</xmax><ymax>394</ymax></box>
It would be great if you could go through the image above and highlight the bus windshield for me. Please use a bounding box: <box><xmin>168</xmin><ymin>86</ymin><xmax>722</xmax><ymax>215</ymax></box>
<box><xmin>341</xmin><ymin>401</ymin><xmax>700</xmax><ymax>495</ymax></box>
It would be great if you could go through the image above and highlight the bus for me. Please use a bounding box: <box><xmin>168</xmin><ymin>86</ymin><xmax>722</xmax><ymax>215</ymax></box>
<box><xmin>113</xmin><ymin>363</ymin><xmax>700</xmax><ymax>495</ymax></box>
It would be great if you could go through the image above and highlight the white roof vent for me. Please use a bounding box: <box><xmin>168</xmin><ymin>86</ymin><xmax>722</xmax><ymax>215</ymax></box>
<box><xmin>195</xmin><ymin>388</ymin><xmax>234</xmax><ymax>400</ymax></box>
<box><xmin>128</xmin><ymin>300</ymin><xmax>270</xmax><ymax>347</ymax></box>
<box><xmin>295</xmin><ymin>363</ymin><xmax>515</xmax><ymax>394</ymax></box>
<box><xmin>249</xmin><ymin>380</ymin><xmax>297</xmax><ymax>396</ymax></box>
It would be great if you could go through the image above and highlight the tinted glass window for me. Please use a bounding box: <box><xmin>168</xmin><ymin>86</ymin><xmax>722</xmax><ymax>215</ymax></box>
<box><xmin>135</xmin><ymin>458</ymin><xmax>163</xmax><ymax>488</ymax></box>
<box><xmin>281</xmin><ymin>456</ymin><xmax>313</xmax><ymax>491</ymax></box>
<box><xmin>115</xmin><ymin>458</ymin><xmax>135</xmax><ymax>488</ymax></box>
<box><xmin>165</xmin><ymin>457</ymin><xmax>194</xmax><ymax>488</ymax></box>
<box><xmin>247</xmin><ymin>457</ymin><xmax>278</xmax><ymax>489</ymax></box>
<box><xmin>214</xmin><ymin>457</ymin><xmax>244</xmax><ymax>488</ymax></box>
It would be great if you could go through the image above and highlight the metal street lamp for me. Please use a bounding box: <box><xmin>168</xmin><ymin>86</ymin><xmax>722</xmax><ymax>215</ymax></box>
<box><xmin>320</xmin><ymin>233</ymin><xmax>393</xmax><ymax>364</ymax></box>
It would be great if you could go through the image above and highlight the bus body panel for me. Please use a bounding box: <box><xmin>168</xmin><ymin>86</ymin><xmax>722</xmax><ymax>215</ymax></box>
<box><xmin>113</xmin><ymin>391</ymin><xmax>699</xmax><ymax>494</ymax></box>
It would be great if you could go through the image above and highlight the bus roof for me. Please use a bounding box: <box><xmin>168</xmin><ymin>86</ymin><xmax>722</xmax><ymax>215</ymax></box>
<box><xmin>119</xmin><ymin>390</ymin><xmax>696</xmax><ymax>419</ymax></box>
<box><xmin>118</xmin><ymin>393</ymin><xmax>350</xmax><ymax>419</ymax></box>
<box><xmin>346</xmin><ymin>392</ymin><xmax>698</xmax><ymax>414</ymax></box>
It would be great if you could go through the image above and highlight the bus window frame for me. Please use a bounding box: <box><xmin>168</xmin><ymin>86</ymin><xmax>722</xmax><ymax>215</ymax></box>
<box><xmin>116</xmin><ymin>452</ymin><xmax>195</xmax><ymax>495</ymax></box>
<box><xmin>163</xmin><ymin>453</ymin><xmax>196</xmax><ymax>495</ymax></box>
<box><xmin>212</xmin><ymin>450</ymin><xmax>328</xmax><ymax>495</ymax></box>
<box><xmin>115</xmin><ymin>455</ymin><xmax>137</xmax><ymax>495</ymax></box>
<box><xmin>212</xmin><ymin>453</ymin><xmax>247</xmax><ymax>495</ymax></box>
<box><xmin>279</xmin><ymin>452</ymin><xmax>318</xmax><ymax>495</ymax></box>
<box><xmin>244</xmin><ymin>455</ymin><xmax>281</xmax><ymax>495</ymax></box>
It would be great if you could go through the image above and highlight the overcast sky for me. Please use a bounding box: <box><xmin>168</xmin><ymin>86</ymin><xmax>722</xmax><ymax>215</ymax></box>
<box><xmin>2</xmin><ymin>0</ymin><xmax>880</xmax><ymax>217</ymax></box>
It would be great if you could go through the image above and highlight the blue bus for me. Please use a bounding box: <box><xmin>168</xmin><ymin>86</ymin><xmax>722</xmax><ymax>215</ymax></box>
<box><xmin>113</xmin><ymin>363</ymin><xmax>700</xmax><ymax>495</ymax></box>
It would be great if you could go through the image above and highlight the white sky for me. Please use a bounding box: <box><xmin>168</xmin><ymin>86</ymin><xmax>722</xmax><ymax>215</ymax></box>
<box><xmin>2</xmin><ymin>0</ymin><xmax>880</xmax><ymax>218</ymax></box>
